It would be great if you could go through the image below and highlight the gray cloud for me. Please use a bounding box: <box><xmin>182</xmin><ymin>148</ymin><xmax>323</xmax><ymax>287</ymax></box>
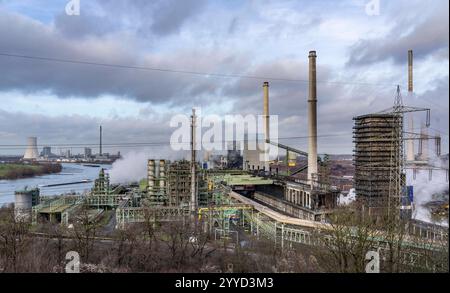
<box><xmin>347</xmin><ymin>1</ymin><xmax>449</xmax><ymax>66</ymax></box>
<box><xmin>90</xmin><ymin>0</ymin><xmax>207</xmax><ymax>37</ymax></box>
<box><xmin>150</xmin><ymin>0</ymin><xmax>207</xmax><ymax>35</ymax></box>
<box><xmin>0</xmin><ymin>10</ymin><xmax>248</xmax><ymax>105</ymax></box>
<box><xmin>0</xmin><ymin>0</ymin><xmax>447</xmax><ymax>156</ymax></box>
<box><xmin>54</xmin><ymin>12</ymin><xmax>116</xmax><ymax>38</ymax></box>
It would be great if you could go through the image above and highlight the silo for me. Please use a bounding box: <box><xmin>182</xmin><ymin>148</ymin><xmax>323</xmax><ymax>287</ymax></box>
<box><xmin>14</xmin><ymin>188</ymin><xmax>40</xmax><ymax>221</ymax></box>
<box><xmin>23</xmin><ymin>137</ymin><xmax>39</xmax><ymax>160</ymax></box>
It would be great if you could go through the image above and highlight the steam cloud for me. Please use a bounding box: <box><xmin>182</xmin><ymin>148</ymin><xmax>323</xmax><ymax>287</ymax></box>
<box><xmin>108</xmin><ymin>148</ymin><xmax>188</xmax><ymax>184</ymax></box>
<box><xmin>408</xmin><ymin>154</ymin><xmax>449</xmax><ymax>226</ymax></box>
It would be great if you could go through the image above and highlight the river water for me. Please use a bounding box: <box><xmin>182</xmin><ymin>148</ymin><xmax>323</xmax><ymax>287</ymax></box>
<box><xmin>0</xmin><ymin>163</ymin><xmax>111</xmax><ymax>206</ymax></box>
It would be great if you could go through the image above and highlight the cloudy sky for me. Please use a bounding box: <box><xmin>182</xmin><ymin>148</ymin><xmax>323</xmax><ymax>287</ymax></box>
<box><xmin>0</xmin><ymin>0</ymin><xmax>448</xmax><ymax>156</ymax></box>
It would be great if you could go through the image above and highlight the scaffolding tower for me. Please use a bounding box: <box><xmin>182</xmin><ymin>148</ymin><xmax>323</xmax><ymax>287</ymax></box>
<box><xmin>353</xmin><ymin>112</ymin><xmax>404</xmax><ymax>216</ymax></box>
<box><xmin>354</xmin><ymin>85</ymin><xmax>432</xmax><ymax>218</ymax></box>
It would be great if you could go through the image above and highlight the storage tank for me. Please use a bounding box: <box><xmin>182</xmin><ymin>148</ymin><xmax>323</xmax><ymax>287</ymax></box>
<box><xmin>14</xmin><ymin>188</ymin><xmax>40</xmax><ymax>221</ymax></box>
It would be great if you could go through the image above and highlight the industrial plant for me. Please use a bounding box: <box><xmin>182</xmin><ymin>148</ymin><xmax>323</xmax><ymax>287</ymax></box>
<box><xmin>19</xmin><ymin>126</ymin><xmax>121</xmax><ymax>164</ymax></box>
<box><xmin>10</xmin><ymin>49</ymin><xmax>448</xmax><ymax>273</ymax></box>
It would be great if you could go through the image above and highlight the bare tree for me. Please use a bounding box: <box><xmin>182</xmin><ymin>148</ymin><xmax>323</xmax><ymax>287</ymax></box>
<box><xmin>0</xmin><ymin>207</ymin><xmax>31</xmax><ymax>272</ymax></box>
<box><xmin>312</xmin><ymin>205</ymin><xmax>380</xmax><ymax>273</ymax></box>
<box><xmin>69</xmin><ymin>204</ymin><xmax>99</xmax><ymax>262</ymax></box>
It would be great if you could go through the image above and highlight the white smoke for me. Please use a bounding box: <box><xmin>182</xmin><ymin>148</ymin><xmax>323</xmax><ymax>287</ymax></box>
<box><xmin>407</xmin><ymin>154</ymin><xmax>449</xmax><ymax>226</ymax></box>
<box><xmin>339</xmin><ymin>188</ymin><xmax>356</xmax><ymax>205</ymax></box>
<box><xmin>108</xmin><ymin>148</ymin><xmax>188</xmax><ymax>184</ymax></box>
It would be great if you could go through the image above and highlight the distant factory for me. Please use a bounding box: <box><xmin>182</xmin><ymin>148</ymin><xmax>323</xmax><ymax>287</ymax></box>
<box><xmin>20</xmin><ymin>126</ymin><xmax>121</xmax><ymax>164</ymax></box>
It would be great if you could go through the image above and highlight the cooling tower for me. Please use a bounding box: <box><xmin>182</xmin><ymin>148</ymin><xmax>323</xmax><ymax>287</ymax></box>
<box><xmin>23</xmin><ymin>137</ymin><xmax>39</xmax><ymax>160</ymax></box>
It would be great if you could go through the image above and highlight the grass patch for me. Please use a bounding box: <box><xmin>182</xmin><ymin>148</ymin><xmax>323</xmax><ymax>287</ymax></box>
<box><xmin>0</xmin><ymin>163</ymin><xmax>62</xmax><ymax>180</ymax></box>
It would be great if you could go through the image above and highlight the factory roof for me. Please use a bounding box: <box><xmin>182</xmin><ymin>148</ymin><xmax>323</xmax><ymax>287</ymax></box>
<box><xmin>222</xmin><ymin>174</ymin><xmax>273</xmax><ymax>186</ymax></box>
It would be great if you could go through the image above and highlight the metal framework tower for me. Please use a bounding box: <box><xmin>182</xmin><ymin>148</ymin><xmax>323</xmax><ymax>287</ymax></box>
<box><xmin>378</xmin><ymin>85</ymin><xmax>433</xmax><ymax>218</ymax></box>
<box><xmin>387</xmin><ymin>86</ymin><xmax>405</xmax><ymax>217</ymax></box>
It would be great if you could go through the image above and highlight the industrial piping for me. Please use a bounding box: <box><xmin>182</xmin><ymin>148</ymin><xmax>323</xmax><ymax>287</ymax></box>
<box><xmin>307</xmin><ymin>51</ymin><xmax>318</xmax><ymax>185</ymax></box>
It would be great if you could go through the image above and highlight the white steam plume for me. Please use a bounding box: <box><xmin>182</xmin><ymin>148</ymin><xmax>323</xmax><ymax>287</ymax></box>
<box><xmin>408</xmin><ymin>153</ymin><xmax>449</xmax><ymax>226</ymax></box>
<box><xmin>108</xmin><ymin>148</ymin><xmax>188</xmax><ymax>184</ymax></box>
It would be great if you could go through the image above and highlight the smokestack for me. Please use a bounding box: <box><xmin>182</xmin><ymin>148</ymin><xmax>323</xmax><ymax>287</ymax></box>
<box><xmin>190</xmin><ymin>108</ymin><xmax>197</xmax><ymax>213</ymax></box>
<box><xmin>99</xmin><ymin>125</ymin><xmax>103</xmax><ymax>156</ymax></box>
<box><xmin>263</xmin><ymin>81</ymin><xmax>270</xmax><ymax>142</ymax></box>
<box><xmin>307</xmin><ymin>51</ymin><xmax>318</xmax><ymax>185</ymax></box>
<box><xmin>408</xmin><ymin>50</ymin><xmax>413</xmax><ymax>93</ymax></box>
<box><xmin>406</xmin><ymin>50</ymin><xmax>415</xmax><ymax>161</ymax></box>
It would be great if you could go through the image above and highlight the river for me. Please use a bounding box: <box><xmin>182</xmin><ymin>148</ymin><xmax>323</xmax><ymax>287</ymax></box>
<box><xmin>0</xmin><ymin>163</ymin><xmax>111</xmax><ymax>206</ymax></box>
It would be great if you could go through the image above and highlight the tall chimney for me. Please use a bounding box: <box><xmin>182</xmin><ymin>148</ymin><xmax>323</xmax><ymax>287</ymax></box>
<box><xmin>263</xmin><ymin>81</ymin><xmax>270</xmax><ymax>143</ymax></box>
<box><xmin>406</xmin><ymin>50</ymin><xmax>415</xmax><ymax>161</ymax></box>
<box><xmin>408</xmin><ymin>50</ymin><xmax>413</xmax><ymax>93</ymax></box>
<box><xmin>307</xmin><ymin>51</ymin><xmax>318</xmax><ymax>185</ymax></box>
<box><xmin>99</xmin><ymin>125</ymin><xmax>102</xmax><ymax>156</ymax></box>
<box><xmin>190</xmin><ymin>108</ymin><xmax>197</xmax><ymax>213</ymax></box>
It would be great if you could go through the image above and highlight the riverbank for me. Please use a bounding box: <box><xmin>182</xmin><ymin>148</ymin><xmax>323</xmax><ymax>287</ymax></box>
<box><xmin>0</xmin><ymin>163</ymin><xmax>111</xmax><ymax>206</ymax></box>
<box><xmin>0</xmin><ymin>163</ymin><xmax>62</xmax><ymax>180</ymax></box>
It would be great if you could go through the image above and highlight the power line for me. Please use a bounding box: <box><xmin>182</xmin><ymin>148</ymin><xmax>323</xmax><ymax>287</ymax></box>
<box><xmin>0</xmin><ymin>133</ymin><xmax>353</xmax><ymax>149</ymax></box>
<box><xmin>0</xmin><ymin>52</ymin><xmax>396</xmax><ymax>87</ymax></box>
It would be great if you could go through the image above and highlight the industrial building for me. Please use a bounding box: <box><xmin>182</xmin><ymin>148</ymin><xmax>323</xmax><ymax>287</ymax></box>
<box><xmin>234</xmin><ymin>51</ymin><xmax>339</xmax><ymax>221</ymax></box>
<box><xmin>16</xmin><ymin>49</ymin><xmax>447</xmax><ymax>272</ymax></box>
<box><xmin>353</xmin><ymin>113</ymin><xmax>408</xmax><ymax>216</ymax></box>
<box><xmin>242</xmin><ymin>133</ymin><xmax>268</xmax><ymax>172</ymax></box>
<box><xmin>84</xmin><ymin>147</ymin><xmax>92</xmax><ymax>158</ymax></box>
<box><xmin>147</xmin><ymin>159</ymin><xmax>209</xmax><ymax>209</ymax></box>
<box><xmin>352</xmin><ymin>50</ymin><xmax>445</xmax><ymax>219</ymax></box>
<box><xmin>40</xmin><ymin>146</ymin><xmax>53</xmax><ymax>158</ymax></box>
